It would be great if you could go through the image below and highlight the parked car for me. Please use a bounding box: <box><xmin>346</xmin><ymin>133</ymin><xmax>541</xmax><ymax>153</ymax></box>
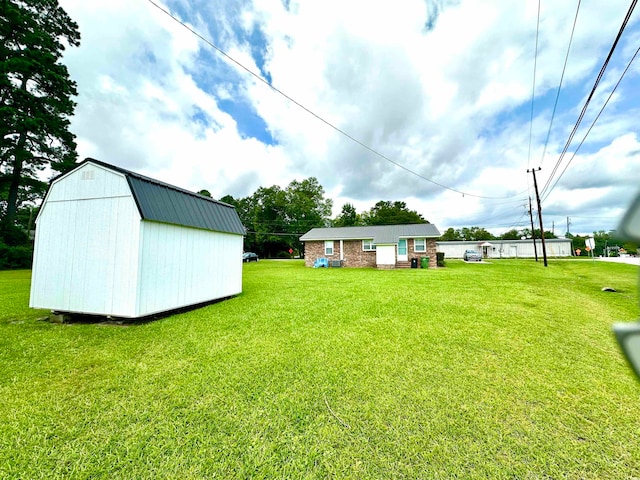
<box><xmin>463</xmin><ymin>249</ymin><xmax>482</xmax><ymax>262</ymax></box>
<box><xmin>242</xmin><ymin>252</ymin><xmax>259</xmax><ymax>262</ymax></box>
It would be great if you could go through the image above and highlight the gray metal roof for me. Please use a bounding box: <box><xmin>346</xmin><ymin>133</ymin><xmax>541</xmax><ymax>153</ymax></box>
<box><xmin>300</xmin><ymin>224</ymin><xmax>441</xmax><ymax>244</ymax></box>
<box><xmin>76</xmin><ymin>158</ymin><xmax>245</xmax><ymax>235</ymax></box>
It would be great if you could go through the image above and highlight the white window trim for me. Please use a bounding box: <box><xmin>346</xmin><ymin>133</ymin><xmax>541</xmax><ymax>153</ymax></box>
<box><xmin>362</xmin><ymin>239</ymin><xmax>376</xmax><ymax>251</ymax></box>
<box><xmin>324</xmin><ymin>240</ymin><xmax>334</xmax><ymax>255</ymax></box>
<box><xmin>414</xmin><ymin>238</ymin><xmax>426</xmax><ymax>253</ymax></box>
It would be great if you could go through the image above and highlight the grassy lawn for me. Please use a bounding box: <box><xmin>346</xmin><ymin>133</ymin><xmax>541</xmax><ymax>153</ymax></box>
<box><xmin>1</xmin><ymin>260</ymin><xmax>639</xmax><ymax>478</ymax></box>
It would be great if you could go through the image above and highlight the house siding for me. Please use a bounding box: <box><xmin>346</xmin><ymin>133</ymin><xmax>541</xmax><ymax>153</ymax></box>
<box><xmin>437</xmin><ymin>239</ymin><xmax>573</xmax><ymax>259</ymax></box>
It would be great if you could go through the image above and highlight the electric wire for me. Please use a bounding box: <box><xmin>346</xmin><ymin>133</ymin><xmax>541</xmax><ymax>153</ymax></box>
<box><xmin>527</xmin><ymin>0</ymin><xmax>541</xmax><ymax>170</ymax></box>
<box><xmin>540</xmin><ymin>0</ymin><xmax>638</xmax><ymax>198</ymax></box>
<box><xmin>541</xmin><ymin>43</ymin><xmax>640</xmax><ymax>202</ymax></box>
<box><xmin>147</xmin><ymin>0</ymin><xmax>526</xmax><ymax>200</ymax></box>
<box><xmin>539</xmin><ymin>0</ymin><xmax>581</xmax><ymax>167</ymax></box>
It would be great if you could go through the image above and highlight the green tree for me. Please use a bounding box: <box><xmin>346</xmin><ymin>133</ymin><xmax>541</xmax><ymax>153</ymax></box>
<box><xmin>0</xmin><ymin>0</ymin><xmax>81</xmax><ymax>232</ymax></box>
<box><xmin>333</xmin><ymin>203</ymin><xmax>360</xmax><ymax>227</ymax></box>
<box><xmin>500</xmin><ymin>229</ymin><xmax>520</xmax><ymax>240</ymax></box>
<box><xmin>362</xmin><ymin>201</ymin><xmax>427</xmax><ymax>225</ymax></box>
<box><xmin>222</xmin><ymin>177</ymin><xmax>332</xmax><ymax>258</ymax></box>
<box><xmin>460</xmin><ymin>226</ymin><xmax>494</xmax><ymax>241</ymax></box>
<box><xmin>198</xmin><ymin>189</ymin><xmax>212</xmax><ymax>198</ymax></box>
<box><xmin>571</xmin><ymin>234</ymin><xmax>587</xmax><ymax>255</ymax></box>
<box><xmin>440</xmin><ymin>227</ymin><xmax>461</xmax><ymax>241</ymax></box>
<box><xmin>592</xmin><ymin>230</ymin><xmax>613</xmax><ymax>257</ymax></box>
<box><xmin>285</xmin><ymin>177</ymin><xmax>332</xmax><ymax>254</ymax></box>
<box><xmin>622</xmin><ymin>242</ymin><xmax>637</xmax><ymax>255</ymax></box>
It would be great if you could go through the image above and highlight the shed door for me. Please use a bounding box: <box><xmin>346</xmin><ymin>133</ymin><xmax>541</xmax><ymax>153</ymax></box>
<box><xmin>510</xmin><ymin>245</ymin><xmax>517</xmax><ymax>258</ymax></box>
<box><xmin>397</xmin><ymin>239</ymin><xmax>408</xmax><ymax>262</ymax></box>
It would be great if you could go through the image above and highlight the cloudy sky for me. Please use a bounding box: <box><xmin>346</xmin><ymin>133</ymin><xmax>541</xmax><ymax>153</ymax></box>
<box><xmin>57</xmin><ymin>0</ymin><xmax>640</xmax><ymax>236</ymax></box>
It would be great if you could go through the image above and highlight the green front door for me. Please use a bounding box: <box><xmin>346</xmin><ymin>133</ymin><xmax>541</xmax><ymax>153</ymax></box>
<box><xmin>398</xmin><ymin>239</ymin><xmax>408</xmax><ymax>261</ymax></box>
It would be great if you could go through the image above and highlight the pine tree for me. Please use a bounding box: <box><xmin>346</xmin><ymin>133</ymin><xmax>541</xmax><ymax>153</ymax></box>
<box><xmin>0</xmin><ymin>0</ymin><xmax>80</xmax><ymax>229</ymax></box>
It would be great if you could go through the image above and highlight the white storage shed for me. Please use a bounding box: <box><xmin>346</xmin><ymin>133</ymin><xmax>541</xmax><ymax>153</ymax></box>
<box><xmin>30</xmin><ymin>158</ymin><xmax>246</xmax><ymax>318</ymax></box>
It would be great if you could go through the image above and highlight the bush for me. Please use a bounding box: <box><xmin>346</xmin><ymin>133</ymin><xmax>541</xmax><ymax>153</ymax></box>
<box><xmin>0</xmin><ymin>222</ymin><xmax>28</xmax><ymax>246</ymax></box>
<box><xmin>436</xmin><ymin>252</ymin><xmax>445</xmax><ymax>267</ymax></box>
<box><xmin>0</xmin><ymin>241</ymin><xmax>33</xmax><ymax>269</ymax></box>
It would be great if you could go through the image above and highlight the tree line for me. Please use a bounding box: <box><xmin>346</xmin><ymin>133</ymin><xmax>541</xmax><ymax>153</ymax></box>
<box><xmin>216</xmin><ymin>182</ymin><xmax>635</xmax><ymax>258</ymax></box>
<box><xmin>217</xmin><ymin>184</ymin><xmax>428</xmax><ymax>258</ymax></box>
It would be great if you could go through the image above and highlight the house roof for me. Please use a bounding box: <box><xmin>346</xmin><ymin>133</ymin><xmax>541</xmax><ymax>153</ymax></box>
<box><xmin>300</xmin><ymin>224</ymin><xmax>441</xmax><ymax>244</ymax></box>
<box><xmin>58</xmin><ymin>158</ymin><xmax>246</xmax><ymax>235</ymax></box>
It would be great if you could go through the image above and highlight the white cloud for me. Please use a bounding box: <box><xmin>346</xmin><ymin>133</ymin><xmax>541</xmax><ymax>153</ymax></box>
<box><xmin>56</xmin><ymin>0</ymin><xmax>640</xmax><ymax>235</ymax></box>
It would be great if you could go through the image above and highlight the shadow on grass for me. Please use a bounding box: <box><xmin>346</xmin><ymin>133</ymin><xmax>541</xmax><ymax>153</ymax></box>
<box><xmin>45</xmin><ymin>294</ymin><xmax>239</xmax><ymax>326</ymax></box>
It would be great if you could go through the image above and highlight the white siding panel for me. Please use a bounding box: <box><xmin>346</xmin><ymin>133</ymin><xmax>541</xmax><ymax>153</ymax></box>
<box><xmin>45</xmin><ymin>163</ymin><xmax>130</xmax><ymax>202</ymax></box>
<box><xmin>30</xmin><ymin>194</ymin><xmax>140</xmax><ymax>316</ymax></box>
<box><xmin>137</xmin><ymin>222</ymin><xmax>243</xmax><ymax>317</ymax></box>
<box><xmin>437</xmin><ymin>240</ymin><xmax>573</xmax><ymax>258</ymax></box>
<box><xmin>376</xmin><ymin>245</ymin><xmax>396</xmax><ymax>265</ymax></box>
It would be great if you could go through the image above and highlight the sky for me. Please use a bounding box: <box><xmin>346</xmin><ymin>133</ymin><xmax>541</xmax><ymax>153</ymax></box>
<box><xmin>56</xmin><ymin>0</ymin><xmax>640</xmax><ymax>236</ymax></box>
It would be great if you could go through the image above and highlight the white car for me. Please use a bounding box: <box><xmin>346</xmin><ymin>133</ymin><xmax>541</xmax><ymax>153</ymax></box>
<box><xmin>463</xmin><ymin>249</ymin><xmax>482</xmax><ymax>261</ymax></box>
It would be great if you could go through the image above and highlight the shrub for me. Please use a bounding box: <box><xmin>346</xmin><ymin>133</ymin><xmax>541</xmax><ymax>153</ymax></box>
<box><xmin>0</xmin><ymin>241</ymin><xmax>33</xmax><ymax>270</ymax></box>
<box><xmin>436</xmin><ymin>251</ymin><xmax>445</xmax><ymax>267</ymax></box>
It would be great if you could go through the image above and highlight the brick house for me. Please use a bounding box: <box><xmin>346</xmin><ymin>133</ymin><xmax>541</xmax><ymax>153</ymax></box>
<box><xmin>299</xmin><ymin>224</ymin><xmax>441</xmax><ymax>269</ymax></box>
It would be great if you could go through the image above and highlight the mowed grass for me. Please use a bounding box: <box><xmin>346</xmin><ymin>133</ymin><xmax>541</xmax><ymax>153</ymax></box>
<box><xmin>0</xmin><ymin>260</ymin><xmax>639</xmax><ymax>478</ymax></box>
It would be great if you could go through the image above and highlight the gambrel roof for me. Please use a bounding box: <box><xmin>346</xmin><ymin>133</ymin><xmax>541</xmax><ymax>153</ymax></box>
<box><xmin>47</xmin><ymin>158</ymin><xmax>246</xmax><ymax>235</ymax></box>
<box><xmin>300</xmin><ymin>224</ymin><xmax>441</xmax><ymax>245</ymax></box>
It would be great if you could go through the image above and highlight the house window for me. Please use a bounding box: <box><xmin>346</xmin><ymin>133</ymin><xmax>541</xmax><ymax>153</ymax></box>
<box><xmin>324</xmin><ymin>240</ymin><xmax>334</xmax><ymax>255</ymax></box>
<box><xmin>363</xmin><ymin>239</ymin><xmax>376</xmax><ymax>251</ymax></box>
<box><xmin>414</xmin><ymin>238</ymin><xmax>426</xmax><ymax>252</ymax></box>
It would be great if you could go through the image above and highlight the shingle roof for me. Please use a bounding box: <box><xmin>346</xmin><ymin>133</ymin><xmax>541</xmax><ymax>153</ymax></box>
<box><xmin>72</xmin><ymin>158</ymin><xmax>245</xmax><ymax>235</ymax></box>
<box><xmin>300</xmin><ymin>224</ymin><xmax>441</xmax><ymax>244</ymax></box>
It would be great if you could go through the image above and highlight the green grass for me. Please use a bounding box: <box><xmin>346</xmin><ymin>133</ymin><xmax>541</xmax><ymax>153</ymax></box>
<box><xmin>1</xmin><ymin>260</ymin><xmax>639</xmax><ymax>478</ymax></box>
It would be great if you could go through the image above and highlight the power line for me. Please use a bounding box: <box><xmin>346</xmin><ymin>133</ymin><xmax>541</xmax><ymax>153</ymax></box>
<box><xmin>542</xmin><ymin>42</ymin><xmax>640</xmax><ymax>202</ymax></box>
<box><xmin>539</xmin><ymin>0</ymin><xmax>581</xmax><ymax>168</ymax></box>
<box><xmin>527</xmin><ymin>0</ymin><xmax>541</xmax><ymax>170</ymax></box>
<box><xmin>146</xmin><ymin>0</ymin><xmax>524</xmax><ymax>200</ymax></box>
<box><xmin>539</xmin><ymin>0</ymin><xmax>638</xmax><ymax>198</ymax></box>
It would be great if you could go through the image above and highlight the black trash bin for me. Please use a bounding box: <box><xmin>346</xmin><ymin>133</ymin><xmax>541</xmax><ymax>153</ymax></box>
<box><xmin>411</xmin><ymin>258</ymin><xmax>418</xmax><ymax>269</ymax></box>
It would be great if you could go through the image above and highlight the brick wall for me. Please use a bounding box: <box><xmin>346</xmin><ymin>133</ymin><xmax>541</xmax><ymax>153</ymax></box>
<box><xmin>407</xmin><ymin>238</ymin><xmax>438</xmax><ymax>268</ymax></box>
<box><xmin>304</xmin><ymin>241</ymin><xmax>335</xmax><ymax>267</ymax></box>
<box><xmin>303</xmin><ymin>238</ymin><xmax>437</xmax><ymax>268</ymax></box>
<box><xmin>342</xmin><ymin>240</ymin><xmax>377</xmax><ymax>268</ymax></box>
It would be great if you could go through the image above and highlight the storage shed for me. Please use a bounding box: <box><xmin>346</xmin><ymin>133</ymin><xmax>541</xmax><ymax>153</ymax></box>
<box><xmin>30</xmin><ymin>158</ymin><xmax>246</xmax><ymax>318</ymax></box>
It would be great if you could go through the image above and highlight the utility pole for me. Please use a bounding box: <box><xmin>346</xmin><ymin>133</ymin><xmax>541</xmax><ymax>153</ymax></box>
<box><xmin>566</xmin><ymin>216</ymin><xmax>571</xmax><ymax>236</ymax></box>
<box><xmin>528</xmin><ymin>167</ymin><xmax>548</xmax><ymax>267</ymax></box>
<box><xmin>528</xmin><ymin>196</ymin><xmax>538</xmax><ymax>261</ymax></box>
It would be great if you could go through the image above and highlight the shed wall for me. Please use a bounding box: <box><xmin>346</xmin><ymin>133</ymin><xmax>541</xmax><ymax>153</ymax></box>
<box><xmin>136</xmin><ymin>221</ymin><xmax>243</xmax><ymax>317</ymax></box>
<box><xmin>30</xmin><ymin>169</ymin><xmax>141</xmax><ymax>316</ymax></box>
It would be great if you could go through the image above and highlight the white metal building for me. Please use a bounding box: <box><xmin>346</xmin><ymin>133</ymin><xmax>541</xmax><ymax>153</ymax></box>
<box><xmin>30</xmin><ymin>158</ymin><xmax>246</xmax><ymax>318</ymax></box>
<box><xmin>437</xmin><ymin>239</ymin><xmax>574</xmax><ymax>259</ymax></box>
